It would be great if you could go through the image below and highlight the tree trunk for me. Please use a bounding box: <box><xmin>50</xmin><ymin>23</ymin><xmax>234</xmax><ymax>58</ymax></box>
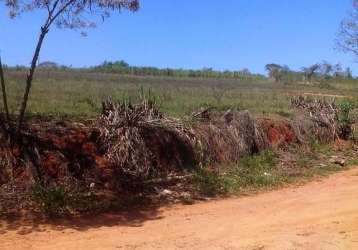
<box><xmin>0</xmin><ymin>56</ymin><xmax>10</xmax><ymax>122</ymax></box>
<box><xmin>0</xmin><ymin>56</ymin><xmax>11</xmax><ymax>137</ymax></box>
<box><xmin>17</xmin><ymin>27</ymin><xmax>48</xmax><ymax>135</ymax></box>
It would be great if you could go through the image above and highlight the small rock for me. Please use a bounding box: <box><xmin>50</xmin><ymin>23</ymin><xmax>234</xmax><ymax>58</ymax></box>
<box><xmin>180</xmin><ymin>192</ymin><xmax>194</xmax><ymax>205</ymax></box>
<box><xmin>329</xmin><ymin>157</ymin><xmax>345</xmax><ymax>166</ymax></box>
<box><xmin>181</xmin><ymin>192</ymin><xmax>192</xmax><ymax>199</ymax></box>
<box><xmin>335</xmin><ymin>159</ymin><xmax>346</xmax><ymax>166</ymax></box>
<box><xmin>160</xmin><ymin>189</ymin><xmax>173</xmax><ymax>196</ymax></box>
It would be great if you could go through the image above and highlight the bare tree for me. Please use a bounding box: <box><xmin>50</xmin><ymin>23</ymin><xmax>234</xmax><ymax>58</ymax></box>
<box><xmin>1</xmin><ymin>0</ymin><xmax>139</xmax><ymax>136</ymax></box>
<box><xmin>332</xmin><ymin>63</ymin><xmax>343</xmax><ymax>78</ymax></box>
<box><xmin>319</xmin><ymin>61</ymin><xmax>333</xmax><ymax>77</ymax></box>
<box><xmin>344</xmin><ymin>67</ymin><xmax>353</xmax><ymax>78</ymax></box>
<box><xmin>336</xmin><ymin>0</ymin><xmax>358</xmax><ymax>61</ymax></box>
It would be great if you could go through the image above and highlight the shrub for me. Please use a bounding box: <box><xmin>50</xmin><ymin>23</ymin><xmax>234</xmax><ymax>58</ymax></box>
<box><xmin>192</xmin><ymin>169</ymin><xmax>230</xmax><ymax>196</ymax></box>
<box><xmin>31</xmin><ymin>183</ymin><xmax>68</xmax><ymax>215</ymax></box>
<box><xmin>226</xmin><ymin>150</ymin><xmax>280</xmax><ymax>190</ymax></box>
<box><xmin>338</xmin><ymin>100</ymin><xmax>355</xmax><ymax>139</ymax></box>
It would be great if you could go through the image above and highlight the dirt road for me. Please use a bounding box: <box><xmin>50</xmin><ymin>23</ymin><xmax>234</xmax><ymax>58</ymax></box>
<box><xmin>1</xmin><ymin>168</ymin><xmax>358</xmax><ymax>250</ymax></box>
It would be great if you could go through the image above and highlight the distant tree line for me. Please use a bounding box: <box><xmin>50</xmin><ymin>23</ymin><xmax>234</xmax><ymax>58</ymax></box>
<box><xmin>4</xmin><ymin>59</ymin><xmax>356</xmax><ymax>84</ymax></box>
<box><xmin>90</xmin><ymin>60</ymin><xmax>265</xmax><ymax>80</ymax></box>
<box><xmin>3</xmin><ymin>61</ymin><xmax>72</xmax><ymax>71</ymax></box>
<box><xmin>265</xmin><ymin>62</ymin><xmax>354</xmax><ymax>84</ymax></box>
<box><xmin>4</xmin><ymin>60</ymin><xmax>265</xmax><ymax>80</ymax></box>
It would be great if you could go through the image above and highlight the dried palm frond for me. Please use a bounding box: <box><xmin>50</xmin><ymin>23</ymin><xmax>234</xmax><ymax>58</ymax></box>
<box><xmin>96</xmin><ymin>98</ymin><xmax>195</xmax><ymax>182</ymax></box>
<box><xmin>291</xmin><ymin>96</ymin><xmax>341</xmax><ymax>142</ymax></box>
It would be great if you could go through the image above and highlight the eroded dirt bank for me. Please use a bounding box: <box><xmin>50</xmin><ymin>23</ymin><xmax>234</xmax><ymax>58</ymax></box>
<box><xmin>1</xmin><ymin>167</ymin><xmax>358</xmax><ymax>250</ymax></box>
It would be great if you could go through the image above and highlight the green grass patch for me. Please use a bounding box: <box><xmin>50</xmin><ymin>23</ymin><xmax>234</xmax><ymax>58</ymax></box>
<box><xmin>192</xmin><ymin>150</ymin><xmax>286</xmax><ymax>196</ymax></box>
<box><xmin>191</xmin><ymin>144</ymin><xmax>356</xmax><ymax>197</ymax></box>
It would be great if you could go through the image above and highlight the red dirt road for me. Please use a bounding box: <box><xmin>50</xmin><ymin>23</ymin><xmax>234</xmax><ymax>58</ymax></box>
<box><xmin>1</xmin><ymin>168</ymin><xmax>358</xmax><ymax>250</ymax></box>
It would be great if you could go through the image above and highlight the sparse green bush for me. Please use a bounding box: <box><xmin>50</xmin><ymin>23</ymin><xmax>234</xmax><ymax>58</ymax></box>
<box><xmin>338</xmin><ymin>100</ymin><xmax>355</xmax><ymax>139</ymax></box>
<box><xmin>225</xmin><ymin>150</ymin><xmax>281</xmax><ymax>190</ymax></box>
<box><xmin>192</xmin><ymin>150</ymin><xmax>281</xmax><ymax>196</ymax></box>
<box><xmin>339</xmin><ymin>100</ymin><xmax>354</xmax><ymax>123</ymax></box>
<box><xmin>31</xmin><ymin>183</ymin><xmax>68</xmax><ymax>215</ymax></box>
<box><xmin>192</xmin><ymin>169</ymin><xmax>230</xmax><ymax>196</ymax></box>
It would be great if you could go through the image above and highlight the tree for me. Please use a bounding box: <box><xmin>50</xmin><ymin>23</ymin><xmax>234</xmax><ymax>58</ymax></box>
<box><xmin>332</xmin><ymin>63</ymin><xmax>343</xmax><ymax>78</ymax></box>
<box><xmin>239</xmin><ymin>68</ymin><xmax>251</xmax><ymax>75</ymax></box>
<box><xmin>301</xmin><ymin>64</ymin><xmax>320</xmax><ymax>83</ymax></box>
<box><xmin>38</xmin><ymin>61</ymin><xmax>59</xmax><ymax>69</ymax></box>
<box><xmin>345</xmin><ymin>67</ymin><xmax>353</xmax><ymax>78</ymax></box>
<box><xmin>265</xmin><ymin>63</ymin><xmax>292</xmax><ymax>83</ymax></box>
<box><xmin>1</xmin><ymin>0</ymin><xmax>139</xmax><ymax>136</ymax></box>
<box><xmin>319</xmin><ymin>61</ymin><xmax>333</xmax><ymax>77</ymax></box>
<box><xmin>336</xmin><ymin>0</ymin><xmax>358</xmax><ymax>61</ymax></box>
<box><xmin>265</xmin><ymin>63</ymin><xmax>284</xmax><ymax>83</ymax></box>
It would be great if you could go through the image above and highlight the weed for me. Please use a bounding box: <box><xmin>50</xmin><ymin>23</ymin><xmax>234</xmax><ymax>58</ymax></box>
<box><xmin>296</xmin><ymin>155</ymin><xmax>311</xmax><ymax>168</ymax></box>
<box><xmin>192</xmin><ymin>150</ymin><xmax>282</xmax><ymax>196</ymax></box>
<box><xmin>31</xmin><ymin>183</ymin><xmax>68</xmax><ymax>215</ymax></box>
<box><xmin>225</xmin><ymin>150</ymin><xmax>282</xmax><ymax>191</ymax></box>
<box><xmin>192</xmin><ymin>169</ymin><xmax>230</xmax><ymax>196</ymax></box>
<box><xmin>338</xmin><ymin>100</ymin><xmax>355</xmax><ymax>139</ymax></box>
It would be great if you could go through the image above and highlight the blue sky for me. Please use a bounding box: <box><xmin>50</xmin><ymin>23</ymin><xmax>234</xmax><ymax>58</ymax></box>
<box><xmin>0</xmin><ymin>0</ymin><xmax>357</xmax><ymax>75</ymax></box>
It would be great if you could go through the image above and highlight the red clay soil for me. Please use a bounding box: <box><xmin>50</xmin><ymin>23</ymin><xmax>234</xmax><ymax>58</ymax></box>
<box><xmin>0</xmin><ymin>120</ymin><xmax>111</xmax><ymax>182</ymax></box>
<box><xmin>1</xmin><ymin>167</ymin><xmax>358</xmax><ymax>250</ymax></box>
<box><xmin>260</xmin><ymin>119</ymin><xmax>296</xmax><ymax>146</ymax></box>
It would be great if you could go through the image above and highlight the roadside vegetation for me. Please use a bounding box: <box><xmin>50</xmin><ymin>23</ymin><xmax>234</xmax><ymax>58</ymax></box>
<box><xmin>193</xmin><ymin>142</ymin><xmax>357</xmax><ymax>198</ymax></box>
<box><xmin>0</xmin><ymin>87</ymin><xmax>357</xmax><ymax>216</ymax></box>
<box><xmin>1</xmin><ymin>65</ymin><xmax>358</xmax><ymax>217</ymax></box>
<box><xmin>0</xmin><ymin>0</ymin><xmax>358</xmax><ymax>219</ymax></box>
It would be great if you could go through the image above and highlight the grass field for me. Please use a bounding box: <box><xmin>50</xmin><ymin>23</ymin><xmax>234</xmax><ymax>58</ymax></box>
<box><xmin>3</xmin><ymin>69</ymin><xmax>358</xmax><ymax>119</ymax></box>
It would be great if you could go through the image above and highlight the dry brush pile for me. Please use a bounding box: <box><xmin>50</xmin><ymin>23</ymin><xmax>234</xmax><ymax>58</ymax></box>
<box><xmin>0</xmin><ymin>96</ymin><xmax>354</xmax><ymax>192</ymax></box>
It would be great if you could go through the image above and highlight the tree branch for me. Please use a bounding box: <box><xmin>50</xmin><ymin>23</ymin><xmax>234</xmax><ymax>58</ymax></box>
<box><xmin>48</xmin><ymin>0</ymin><xmax>77</xmax><ymax>27</ymax></box>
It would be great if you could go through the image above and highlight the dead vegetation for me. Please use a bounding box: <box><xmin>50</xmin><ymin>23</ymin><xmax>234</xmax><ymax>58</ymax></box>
<box><xmin>191</xmin><ymin>109</ymin><xmax>267</xmax><ymax>164</ymax></box>
<box><xmin>291</xmin><ymin>96</ymin><xmax>349</xmax><ymax>140</ymax></box>
<box><xmin>96</xmin><ymin>98</ymin><xmax>196</xmax><ymax>186</ymax></box>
